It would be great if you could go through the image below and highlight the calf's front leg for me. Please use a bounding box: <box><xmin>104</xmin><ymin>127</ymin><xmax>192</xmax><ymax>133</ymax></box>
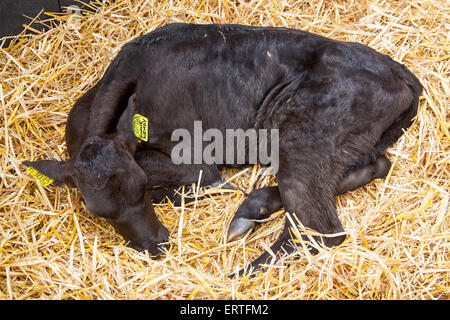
<box><xmin>135</xmin><ymin>149</ymin><xmax>235</xmax><ymax>204</ymax></box>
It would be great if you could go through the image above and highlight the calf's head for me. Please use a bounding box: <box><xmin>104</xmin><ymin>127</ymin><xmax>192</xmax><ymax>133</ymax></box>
<box><xmin>24</xmin><ymin>135</ymin><xmax>169</xmax><ymax>255</ymax></box>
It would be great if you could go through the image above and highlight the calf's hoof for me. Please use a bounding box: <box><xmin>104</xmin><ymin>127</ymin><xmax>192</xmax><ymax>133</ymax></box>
<box><xmin>227</xmin><ymin>217</ymin><xmax>256</xmax><ymax>242</ymax></box>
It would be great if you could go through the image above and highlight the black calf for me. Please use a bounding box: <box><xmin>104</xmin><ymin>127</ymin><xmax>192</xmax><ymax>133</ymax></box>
<box><xmin>24</xmin><ymin>23</ymin><xmax>422</xmax><ymax>274</ymax></box>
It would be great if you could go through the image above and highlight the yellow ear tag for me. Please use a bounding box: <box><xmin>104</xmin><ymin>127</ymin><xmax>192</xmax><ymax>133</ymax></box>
<box><xmin>26</xmin><ymin>167</ymin><xmax>54</xmax><ymax>186</ymax></box>
<box><xmin>132</xmin><ymin>114</ymin><xmax>149</xmax><ymax>142</ymax></box>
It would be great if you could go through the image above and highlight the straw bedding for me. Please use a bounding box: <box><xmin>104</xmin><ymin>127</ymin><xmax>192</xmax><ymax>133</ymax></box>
<box><xmin>0</xmin><ymin>0</ymin><xmax>448</xmax><ymax>299</ymax></box>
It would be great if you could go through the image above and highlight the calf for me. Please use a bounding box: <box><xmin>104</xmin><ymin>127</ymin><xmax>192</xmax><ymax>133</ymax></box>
<box><xmin>24</xmin><ymin>23</ymin><xmax>422</xmax><ymax>274</ymax></box>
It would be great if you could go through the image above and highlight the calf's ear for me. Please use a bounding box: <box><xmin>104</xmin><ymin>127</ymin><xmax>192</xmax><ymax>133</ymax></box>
<box><xmin>23</xmin><ymin>160</ymin><xmax>75</xmax><ymax>187</ymax></box>
<box><xmin>114</xmin><ymin>93</ymin><xmax>138</xmax><ymax>155</ymax></box>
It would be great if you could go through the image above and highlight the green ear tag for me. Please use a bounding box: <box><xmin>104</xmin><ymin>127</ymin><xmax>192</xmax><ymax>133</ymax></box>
<box><xmin>26</xmin><ymin>167</ymin><xmax>54</xmax><ymax>186</ymax></box>
<box><xmin>132</xmin><ymin>114</ymin><xmax>149</xmax><ymax>142</ymax></box>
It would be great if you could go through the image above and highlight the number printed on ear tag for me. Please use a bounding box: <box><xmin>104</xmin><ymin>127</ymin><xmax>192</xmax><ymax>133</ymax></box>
<box><xmin>26</xmin><ymin>167</ymin><xmax>54</xmax><ymax>186</ymax></box>
<box><xmin>132</xmin><ymin>114</ymin><xmax>149</xmax><ymax>142</ymax></box>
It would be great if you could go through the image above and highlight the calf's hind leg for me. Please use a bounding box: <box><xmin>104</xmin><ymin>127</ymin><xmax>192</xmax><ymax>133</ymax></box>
<box><xmin>239</xmin><ymin>141</ymin><xmax>347</xmax><ymax>275</ymax></box>
<box><xmin>227</xmin><ymin>155</ymin><xmax>391</xmax><ymax>242</ymax></box>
